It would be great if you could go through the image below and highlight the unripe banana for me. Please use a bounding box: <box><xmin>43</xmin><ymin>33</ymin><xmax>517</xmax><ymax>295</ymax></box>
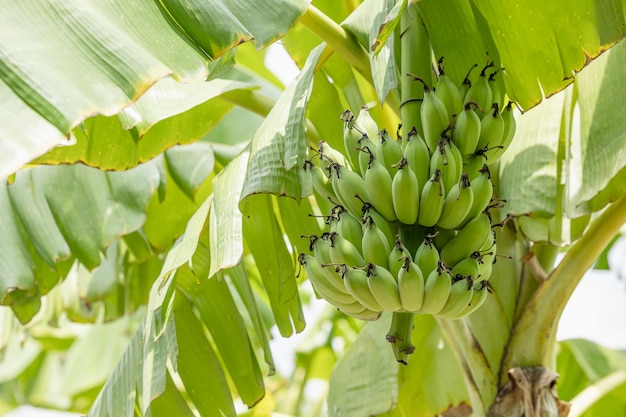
<box><xmin>329</xmin><ymin>162</ymin><xmax>370</xmax><ymax>219</ymax></box>
<box><xmin>417</xmin><ymin>168</ymin><xmax>445</xmax><ymax>227</ymax></box>
<box><xmin>334</xmin><ymin>208</ymin><xmax>364</xmax><ymax>254</ymax></box>
<box><xmin>316</xmin><ymin>140</ymin><xmax>347</xmax><ymax>170</ymax></box>
<box><xmin>437</xmin><ymin>173</ymin><xmax>474</xmax><ymax>230</ymax></box>
<box><xmin>440</xmin><ymin>212</ymin><xmax>492</xmax><ymax>267</ymax></box>
<box><xmin>343</xmin><ymin>307</ymin><xmax>383</xmax><ymax>321</ymax></box>
<box><xmin>435</xmin><ymin>57</ymin><xmax>463</xmax><ymax>117</ymax></box>
<box><xmin>298</xmin><ymin>254</ymin><xmax>355</xmax><ymax>305</ymax></box>
<box><xmin>398</xmin><ymin>257</ymin><xmax>425</xmax><ymax>312</ymax></box>
<box><xmin>464</xmin><ymin>62</ymin><xmax>494</xmax><ymax>114</ymax></box>
<box><xmin>392</xmin><ymin>158</ymin><xmax>420</xmax><ymax>225</ymax></box>
<box><xmin>477</xmin><ymin>255</ymin><xmax>494</xmax><ymax>282</ymax></box>
<box><xmin>488</xmin><ymin>68</ymin><xmax>504</xmax><ymax>111</ymax></box>
<box><xmin>465</xmin><ymin>153</ymin><xmax>488</xmax><ymax>180</ymax></box>
<box><xmin>333</xmin><ymin>300</ymin><xmax>370</xmax><ymax>314</ymax></box>
<box><xmin>452</xmin><ymin>102</ymin><xmax>482</xmax><ymax>158</ymax></box>
<box><xmin>402</xmin><ymin>127</ymin><xmax>430</xmax><ymax>188</ymax></box>
<box><xmin>414</xmin><ymin>233</ymin><xmax>440</xmax><ymax>277</ymax></box>
<box><xmin>407</xmin><ymin>74</ymin><xmax>449</xmax><ymax>151</ymax></box>
<box><xmin>451</xmin><ymin>280</ymin><xmax>489</xmax><ymax>318</ymax></box>
<box><xmin>476</xmin><ymin>103</ymin><xmax>504</xmax><ymax>154</ymax></box>
<box><xmin>308</xmin><ymin>234</ymin><xmax>332</xmax><ymax>264</ymax></box>
<box><xmin>361</xmin><ymin>215</ymin><xmax>391</xmax><ymax>269</ymax></box>
<box><xmin>388</xmin><ymin>235</ymin><xmax>411</xmax><ymax>279</ymax></box>
<box><xmin>356</xmin><ymin>106</ymin><xmax>380</xmax><ymax>143</ymax></box>
<box><xmin>305</xmin><ymin>160</ymin><xmax>336</xmax><ymax>203</ymax></box>
<box><xmin>450</xmin><ymin>256</ymin><xmax>481</xmax><ymax>280</ymax></box>
<box><xmin>328</xmin><ymin>231</ymin><xmax>365</xmax><ymax>267</ymax></box>
<box><xmin>360</xmin><ymin>202</ymin><xmax>398</xmax><ymax>248</ymax></box>
<box><xmin>364</xmin><ymin>152</ymin><xmax>397</xmax><ymax>222</ymax></box>
<box><xmin>341</xmin><ymin>109</ymin><xmax>366</xmax><ymax>175</ymax></box>
<box><xmin>436</xmin><ymin>276</ymin><xmax>474</xmax><ymax>318</ymax></box>
<box><xmin>475</xmin><ymin>230</ymin><xmax>496</xmax><ymax>280</ymax></box>
<box><xmin>342</xmin><ymin>266</ymin><xmax>383</xmax><ymax>312</ymax></box>
<box><xmin>376</xmin><ymin>128</ymin><xmax>404</xmax><ymax>174</ymax></box>
<box><xmin>459</xmin><ymin>64</ymin><xmax>478</xmax><ymax>100</ymax></box>
<box><xmin>430</xmin><ymin>138</ymin><xmax>460</xmax><ymax>193</ymax></box>
<box><xmin>386</xmin><ymin>311</ymin><xmax>416</xmax><ymax>364</ymax></box>
<box><xmin>489</xmin><ymin>101</ymin><xmax>516</xmax><ymax>161</ymax></box>
<box><xmin>367</xmin><ymin>263</ymin><xmax>402</xmax><ymax>311</ymax></box>
<box><xmin>463</xmin><ymin>164</ymin><xmax>493</xmax><ymax>222</ymax></box>
<box><xmin>358</xmin><ymin>142</ymin><xmax>377</xmax><ymax>177</ymax></box>
<box><xmin>420</xmin><ymin>262</ymin><xmax>453</xmax><ymax>315</ymax></box>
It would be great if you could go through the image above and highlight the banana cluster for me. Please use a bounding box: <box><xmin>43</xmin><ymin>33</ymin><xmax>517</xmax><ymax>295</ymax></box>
<box><xmin>300</xmin><ymin>58</ymin><xmax>513</xmax><ymax>334</ymax></box>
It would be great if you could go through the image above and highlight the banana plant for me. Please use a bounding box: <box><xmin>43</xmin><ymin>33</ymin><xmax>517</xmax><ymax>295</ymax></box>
<box><xmin>1</xmin><ymin>1</ymin><xmax>626</xmax><ymax>416</ymax></box>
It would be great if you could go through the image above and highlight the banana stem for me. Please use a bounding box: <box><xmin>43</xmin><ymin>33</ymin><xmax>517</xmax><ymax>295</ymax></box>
<box><xmin>438</xmin><ymin>319</ymin><xmax>490</xmax><ymax>416</ymax></box>
<box><xmin>504</xmin><ymin>191</ymin><xmax>626</xmax><ymax>372</ymax></box>
<box><xmin>400</xmin><ymin>1</ymin><xmax>430</xmax><ymax>136</ymax></box>
<box><xmin>299</xmin><ymin>5</ymin><xmax>372</xmax><ymax>83</ymax></box>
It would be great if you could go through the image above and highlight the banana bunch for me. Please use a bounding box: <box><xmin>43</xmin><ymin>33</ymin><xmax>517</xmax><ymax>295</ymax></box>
<box><xmin>300</xmin><ymin>57</ymin><xmax>514</xmax><ymax>363</ymax></box>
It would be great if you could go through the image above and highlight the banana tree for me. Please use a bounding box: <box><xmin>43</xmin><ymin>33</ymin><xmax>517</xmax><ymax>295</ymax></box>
<box><xmin>1</xmin><ymin>0</ymin><xmax>626</xmax><ymax>416</ymax></box>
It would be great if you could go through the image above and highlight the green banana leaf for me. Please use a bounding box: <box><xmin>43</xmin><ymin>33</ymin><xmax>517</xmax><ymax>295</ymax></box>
<box><xmin>0</xmin><ymin>0</ymin><xmax>309</xmax><ymax>179</ymax></box>
<box><xmin>499</xmin><ymin>38</ymin><xmax>626</xmax><ymax>244</ymax></box>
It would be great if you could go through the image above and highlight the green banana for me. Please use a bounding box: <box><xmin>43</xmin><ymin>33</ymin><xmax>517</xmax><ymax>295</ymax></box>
<box><xmin>329</xmin><ymin>162</ymin><xmax>370</xmax><ymax>220</ymax></box>
<box><xmin>417</xmin><ymin>168</ymin><xmax>445</xmax><ymax>227</ymax></box>
<box><xmin>465</xmin><ymin>153</ymin><xmax>488</xmax><ymax>180</ymax></box>
<box><xmin>316</xmin><ymin>140</ymin><xmax>347</xmax><ymax>170</ymax></box>
<box><xmin>342</xmin><ymin>266</ymin><xmax>383</xmax><ymax>312</ymax></box>
<box><xmin>361</xmin><ymin>215</ymin><xmax>391</xmax><ymax>269</ymax></box>
<box><xmin>356</xmin><ymin>106</ymin><xmax>380</xmax><ymax>143</ymax></box>
<box><xmin>333</xmin><ymin>300</ymin><xmax>370</xmax><ymax>314</ymax></box>
<box><xmin>437</xmin><ymin>276</ymin><xmax>474</xmax><ymax>318</ymax></box>
<box><xmin>430</xmin><ymin>138</ymin><xmax>460</xmax><ymax>193</ymax></box>
<box><xmin>452</xmin><ymin>101</ymin><xmax>482</xmax><ymax>158</ymax></box>
<box><xmin>334</xmin><ymin>207</ymin><xmax>364</xmax><ymax>254</ymax></box>
<box><xmin>437</xmin><ymin>173</ymin><xmax>475</xmax><ymax>230</ymax></box>
<box><xmin>367</xmin><ymin>263</ymin><xmax>403</xmax><ymax>312</ymax></box>
<box><xmin>489</xmin><ymin>101</ymin><xmax>516</xmax><ymax>160</ymax></box>
<box><xmin>392</xmin><ymin>158</ymin><xmax>420</xmax><ymax>225</ymax></box>
<box><xmin>398</xmin><ymin>257</ymin><xmax>425</xmax><ymax>312</ymax></box>
<box><xmin>341</xmin><ymin>109</ymin><xmax>366</xmax><ymax>175</ymax></box>
<box><xmin>386</xmin><ymin>311</ymin><xmax>416</xmax><ymax>364</ymax></box>
<box><xmin>440</xmin><ymin>211</ymin><xmax>492</xmax><ymax>267</ymax></box>
<box><xmin>475</xmin><ymin>230</ymin><xmax>496</xmax><ymax>280</ymax></box>
<box><xmin>463</xmin><ymin>164</ymin><xmax>493</xmax><ymax>222</ymax></box>
<box><xmin>376</xmin><ymin>128</ymin><xmax>404</xmax><ymax>174</ymax></box>
<box><xmin>305</xmin><ymin>160</ymin><xmax>336</xmax><ymax>203</ymax></box>
<box><xmin>464</xmin><ymin>62</ymin><xmax>494</xmax><ymax>114</ymax></box>
<box><xmin>388</xmin><ymin>235</ymin><xmax>411</xmax><ymax>279</ymax></box>
<box><xmin>488</xmin><ymin>68</ymin><xmax>504</xmax><ymax>111</ymax></box>
<box><xmin>364</xmin><ymin>152</ymin><xmax>397</xmax><ymax>222</ymax></box>
<box><xmin>414</xmin><ymin>233</ymin><xmax>441</xmax><ymax>277</ymax></box>
<box><xmin>450</xmin><ymin>256</ymin><xmax>481</xmax><ymax>280</ymax></box>
<box><xmin>420</xmin><ymin>261</ymin><xmax>453</xmax><ymax>315</ymax></box>
<box><xmin>360</xmin><ymin>202</ymin><xmax>398</xmax><ymax>248</ymax></box>
<box><xmin>451</xmin><ymin>280</ymin><xmax>490</xmax><ymax>318</ymax></box>
<box><xmin>402</xmin><ymin>127</ymin><xmax>430</xmax><ymax>188</ymax></box>
<box><xmin>358</xmin><ymin>141</ymin><xmax>377</xmax><ymax>178</ymax></box>
<box><xmin>435</xmin><ymin>57</ymin><xmax>463</xmax><ymax>117</ymax></box>
<box><xmin>476</xmin><ymin>103</ymin><xmax>504</xmax><ymax>154</ymax></box>
<box><xmin>459</xmin><ymin>64</ymin><xmax>478</xmax><ymax>100</ymax></box>
<box><xmin>328</xmin><ymin>231</ymin><xmax>365</xmax><ymax>267</ymax></box>
<box><xmin>343</xmin><ymin>307</ymin><xmax>383</xmax><ymax>321</ymax></box>
<box><xmin>298</xmin><ymin>254</ymin><xmax>355</xmax><ymax>305</ymax></box>
<box><xmin>433</xmin><ymin>227</ymin><xmax>456</xmax><ymax>249</ymax></box>
<box><xmin>308</xmin><ymin>234</ymin><xmax>332</xmax><ymax>264</ymax></box>
<box><xmin>407</xmin><ymin>74</ymin><xmax>449</xmax><ymax>151</ymax></box>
